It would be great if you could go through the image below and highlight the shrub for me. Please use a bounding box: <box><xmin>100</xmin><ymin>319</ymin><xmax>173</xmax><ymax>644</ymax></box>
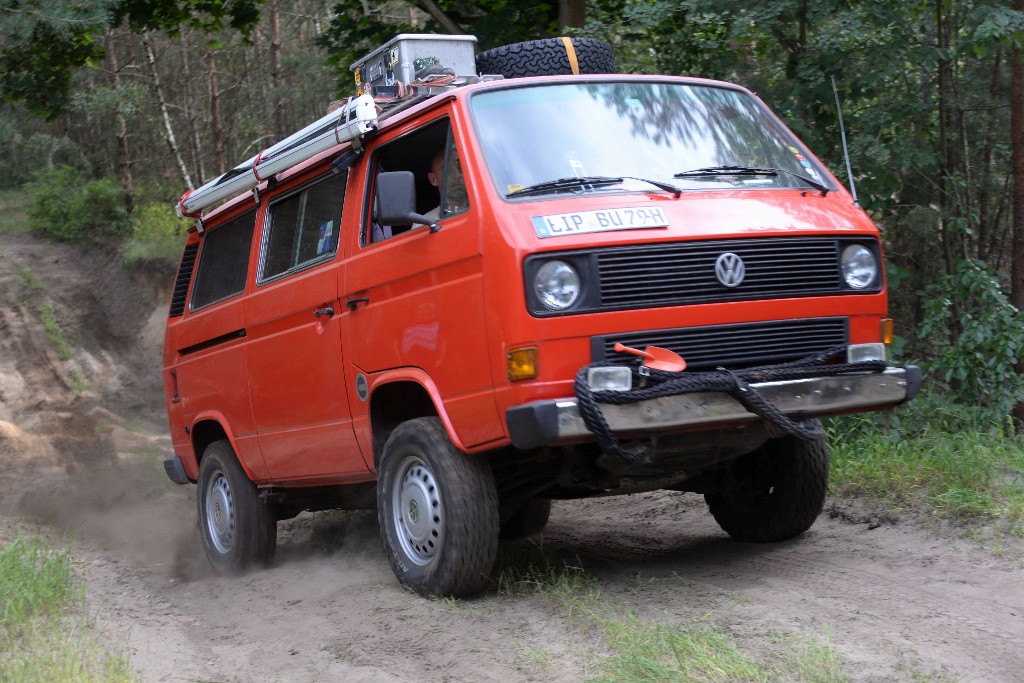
<box><xmin>122</xmin><ymin>202</ymin><xmax>190</xmax><ymax>266</ymax></box>
<box><xmin>915</xmin><ymin>258</ymin><xmax>1024</xmax><ymax>422</ymax></box>
<box><xmin>27</xmin><ymin>166</ymin><xmax>130</xmax><ymax>243</ymax></box>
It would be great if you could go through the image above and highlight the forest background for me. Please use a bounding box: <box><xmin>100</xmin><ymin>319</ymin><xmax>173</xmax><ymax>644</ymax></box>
<box><xmin>3</xmin><ymin>0</ymin><xmax>1024</xmax><ymax>426</ymax></box>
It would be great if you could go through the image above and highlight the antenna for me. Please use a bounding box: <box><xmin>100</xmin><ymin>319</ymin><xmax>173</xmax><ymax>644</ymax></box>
<box><xmin>830</xmin><ymin>74</ymin><xmax>859</xmax><ymax>206</ymax></box>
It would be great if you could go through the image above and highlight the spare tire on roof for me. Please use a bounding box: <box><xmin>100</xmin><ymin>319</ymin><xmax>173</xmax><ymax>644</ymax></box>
<box><xmin>475</xmin><ymin>37</ymin><xmax>615</xmax><ymax>78</ymax></box>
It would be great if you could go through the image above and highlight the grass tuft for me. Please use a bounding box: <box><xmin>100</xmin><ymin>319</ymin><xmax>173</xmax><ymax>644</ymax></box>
<box><xmin>40</xmin><ymin>300</ymin><xmax>75</xmax><ymax>361</ymax></box>
<box><xmin>493</xmin><ymin>542</ymin><xmax>847</xmax><ymax>682</ymax></box>
<box><xmin>0</xmin><ymin>537</ymin><xmax>76</xmax><ymax>627</ymax></box>
<box><xmin>0</xmin><ymin>535</ymin><xmax>135</xmax><ymax>682</ymax></box>
<box><xmin>829</xmin><ymin>408</ymin><xmax>1024</xmax><ymax>529</ymax></box>
<box><xmin>0</xmin><ymin>190</ymin><xmax>33</xmax><ymax>234</ymax></box>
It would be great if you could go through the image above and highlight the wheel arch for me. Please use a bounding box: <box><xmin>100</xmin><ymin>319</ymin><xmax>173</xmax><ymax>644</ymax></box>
<box><xmin>190</xmin><ymin>413</ymin><xmax>258</xmax><ymax>480</ymax></box>
<box><xmin>367</xmin><ymin>371</ymin><xmax>467</xmax><ymax>469</ymax></box>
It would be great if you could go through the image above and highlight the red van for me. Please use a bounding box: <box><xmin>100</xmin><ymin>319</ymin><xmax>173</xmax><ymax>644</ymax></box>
<box><xmin>162</xmin><ymin>36</ymin><xmax>919</xmax><ymax>597</ymax></box>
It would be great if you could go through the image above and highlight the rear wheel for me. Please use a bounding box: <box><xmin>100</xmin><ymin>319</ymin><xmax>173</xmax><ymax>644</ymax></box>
<box><xmin>705</xmin><ymin>427</ymin><xmax>828</xmax><ymax>542</ymax></box>
<box><xmin>475</xmin><ymin>37</ymin><xmax>615</xmax><ymax>79</ymax></box>
<box><xmin>378</xmin><ymin>417</ymin><xmax>499</xmax><ymax>597</ymax></box>
<box><xmin>197</xmin><ymin>440</ymin><xmax>276</xmax><ymax>574</ymax></box>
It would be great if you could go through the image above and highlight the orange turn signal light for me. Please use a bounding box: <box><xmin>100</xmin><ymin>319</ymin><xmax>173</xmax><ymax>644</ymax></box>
<box><xmin>880</xmin><ymin>318</ymin><xmax>894</xmax><ymax>346</ymax></box>
<box><xmin>507</xmin><ymin>347</ymin><xmax>538</xmax><ymax>382</ymax></box>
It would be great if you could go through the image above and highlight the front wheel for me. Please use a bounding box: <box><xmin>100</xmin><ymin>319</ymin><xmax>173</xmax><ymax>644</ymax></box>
<box><xmin>197</xmin><ymin>440</ymin><xmax>277</xmax><ymax>574</ymax></box>
<box><xmin>378</xmin><ymin>417</ymin><xmax>499</xmax><ymax>597</ymax></box>
<box><xmin>705</xmin><ymin>427</ymin><xmax>828</xmax><ymax>542</ymax></box>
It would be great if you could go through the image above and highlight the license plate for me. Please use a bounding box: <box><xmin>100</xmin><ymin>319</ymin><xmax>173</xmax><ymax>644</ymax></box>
<box><xmin>531</xmin><ymin>206</ymin><xmax>669</xmax><ymax>238</ymax></box>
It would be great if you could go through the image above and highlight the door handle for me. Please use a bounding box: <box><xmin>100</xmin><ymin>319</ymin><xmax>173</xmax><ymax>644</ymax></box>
<box><xmin>313</xmin><ymin>307</ymin><xmax>335</xmax><ymax>318</ymax></box>
<box><xmin>345</xmin><ymin>297</ymin><xmax>370</xmax><ymax>311</ymax></box>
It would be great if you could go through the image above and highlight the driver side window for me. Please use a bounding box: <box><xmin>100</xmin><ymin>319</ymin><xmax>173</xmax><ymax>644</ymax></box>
<box><xmin>364</xmin><ymin>118</ymin><xmax>469</xmax><ymax>245</ymax></box>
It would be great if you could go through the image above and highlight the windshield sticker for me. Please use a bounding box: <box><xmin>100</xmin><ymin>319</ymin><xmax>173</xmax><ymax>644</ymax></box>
<box><xmin>532</xmin><ymin>207</ymin><xmax>669</xmax><ymax>238</ymax></box>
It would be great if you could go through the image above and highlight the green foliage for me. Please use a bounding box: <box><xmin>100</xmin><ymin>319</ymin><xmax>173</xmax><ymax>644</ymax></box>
<box><xmin>111</xmin><ymin>0</ymin><xmax>264</xmax><ymax>35</ymax></box>
<box><xmin>0</xmin><ymin>0</ymin><xmax>263</xmax><ymax>119</ymax></box>
<box><xmin>27</xmin><ymin>166</ymin><xmax>130</xmax><ymax>243</ymax></box>
<box><xmin>916</xmin><ymin>259</ymin><xmax>1024</xmax><ymax>420</ymax></box>
<box><xmin>0</xmin><ymin>23</ymin><xmax>104</xmax><ymax>119</ymax></box>
<box><xmin>123</xmin><ymin>202</ymin><xmax>190</xmax><ymax>265</ymax></box>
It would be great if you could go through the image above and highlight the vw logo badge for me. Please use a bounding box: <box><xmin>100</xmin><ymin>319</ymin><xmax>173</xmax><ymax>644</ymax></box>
<box><xmin>715</xmin><ymin>253</ymin><xmax>745</xmax><ymax>288</ymax></box>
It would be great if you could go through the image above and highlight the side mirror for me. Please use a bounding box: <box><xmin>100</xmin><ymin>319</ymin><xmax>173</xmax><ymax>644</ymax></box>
<box><xmin>375</xmin><ymin>171</ymin><xmax>441</xmax><ymax>233</ymax></box>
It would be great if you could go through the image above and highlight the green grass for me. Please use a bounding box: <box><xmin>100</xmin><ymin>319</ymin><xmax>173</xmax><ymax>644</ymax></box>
<box><xmin>0</xmin><ymin>190</ymin><xmax>32</xmax><ymax>233</ymax></box>
<box><xmin>0</xmin><ymin>535</ymin><xmax>135</xmax><ymax>682</ymax></box>
<box><xmin>828</xmin><ymin>406</ymin><xmax>1024</xmax><ymax>529</ymax></box>
<box><xmin>493</xmin><ymin>545</ymin><xmax>848</xmax><ymax>682</ymax></box>
<box><xmin>17</xmin><ymin>268</ymin><xmax>43</xmax><ymax>291</ymax></box>
<box><xmin>39</xmin><ymin>300</ymin><xmax>75</xmax><ymax>361</ymax></box>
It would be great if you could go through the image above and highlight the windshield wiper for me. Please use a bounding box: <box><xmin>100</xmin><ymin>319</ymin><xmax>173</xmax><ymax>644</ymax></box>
<box><xmin>507</xmin><ymin>175</ymin><xmax>682</xmax><ymax>199</ymax></box>
<box><xmin>623</xmin><ymin>176</ymin><xmax>681</xmax><ymax>198</ymax></box>
<box><xmin>673</xmin><ymin>165</ymin><xmax>828</xmax><ymax>196</ymax></box>
<box><xmin>506</xmin><ymin>176</ymin><xmax>624</xmax><ymax>198</ymax></box>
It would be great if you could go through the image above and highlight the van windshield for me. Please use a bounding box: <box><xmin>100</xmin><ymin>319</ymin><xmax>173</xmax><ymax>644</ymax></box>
<box><xmin>469</xmin><ymin>81</ymin><xmax>834</xmax><ymax>199</ymax></box>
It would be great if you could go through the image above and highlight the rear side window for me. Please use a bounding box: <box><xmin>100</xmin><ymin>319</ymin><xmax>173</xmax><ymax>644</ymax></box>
<box><xmin>190</xmin><ymin>209</ymin><xmax>257</xmax><ymax>311</ymax></box>
<box><xmin>259</xmin><ymin>171</ymin><xmax>347</xmax><ymax>282</ymax></box>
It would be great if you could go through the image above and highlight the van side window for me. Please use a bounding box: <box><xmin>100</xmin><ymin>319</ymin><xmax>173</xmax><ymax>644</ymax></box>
<box><xmin>365</xmin><ymin>119</ymin><xmax>468</xmax><ymax>245</ymax></box>
<box><xmin>190</xmin><ymin>209</ymin><xmax>257</xmax><ymax>311</ymax></box>
<box><xmin>260</xmin><ymin>171</ymin><xmax>347</xmax><ymax>281</ymax></box>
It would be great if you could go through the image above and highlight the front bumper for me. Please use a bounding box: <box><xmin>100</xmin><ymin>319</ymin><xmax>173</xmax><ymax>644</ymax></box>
<box><xmin>507</xmin><ymin>365</ymin><xmax>921</xmax><ymax>450</ymax></box>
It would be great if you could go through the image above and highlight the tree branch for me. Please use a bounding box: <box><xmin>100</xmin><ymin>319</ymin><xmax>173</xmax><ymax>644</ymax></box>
<box><xmin>410</xmin><ymin>0</ymin><xmax>463</xmax><ymax>35</ymax></box>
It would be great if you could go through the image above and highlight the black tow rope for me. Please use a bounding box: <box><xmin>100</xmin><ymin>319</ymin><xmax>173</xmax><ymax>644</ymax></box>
<box><xmin>573</xmin><ymin>345</ymin><xmax>887</xmax><ymax>464</ymax></box>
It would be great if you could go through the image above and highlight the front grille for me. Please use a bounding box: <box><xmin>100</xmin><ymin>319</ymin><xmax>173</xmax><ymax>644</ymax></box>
<box><xmin>591</xmin><ymin>318</ymin><xmax>849</xmax><ymax>370</ymax></box>
<box><xmin>596</xmin><ymin>237</ymin><xmax>866</xmax><ymax>310</ymax></box>
<box><xmin>168</xmin><ymin>242</ymin><xmax>199</xmax><ymax>317</ymax></box>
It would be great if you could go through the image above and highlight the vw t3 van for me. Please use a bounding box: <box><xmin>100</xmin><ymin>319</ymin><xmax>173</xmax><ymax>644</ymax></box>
<box><xmin>163</xmin><ymin>35</ymin><xmax>919</xmax><ymax>596</ymax></box>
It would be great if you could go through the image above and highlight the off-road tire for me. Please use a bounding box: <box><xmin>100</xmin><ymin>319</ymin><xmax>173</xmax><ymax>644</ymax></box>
<box><xmin>197</xmin><ymin>440</ymin><xmax>277</xmax><ymax>574</ymax></box>
<box><xmin>499</xmin><ymin>498</ymin><xmax>552</xmax><ymax>540</ymax></box>
<box><xmin>705</xmin><ymin>427</ymin><xmax>829</xmax><ymax>543</ymax></box>
<box><xmin>475</xmin><ymin>37</ymin><xmax>615</xmax><ymax>79</ymax></box>
<box><xmin>378</xmin><ymin>417</ymin><xmax>499</xmax><ymax>597</ymax></box>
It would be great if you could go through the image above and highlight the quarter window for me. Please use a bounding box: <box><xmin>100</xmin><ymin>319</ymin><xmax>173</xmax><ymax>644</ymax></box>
<box><xmin>260</xmin><ymin>171</ymin><xmax>346</xmax><ymax>281</ymax></box>
<box><xmin>190</xmin><ymin>209</ymin><xmax>256</xmax><ymax>310</ymax></box>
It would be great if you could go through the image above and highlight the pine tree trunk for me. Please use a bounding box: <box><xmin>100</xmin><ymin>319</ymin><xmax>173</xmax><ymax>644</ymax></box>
<box><xmin>208</xmin><ymin>51</ymin><xmax>226</xmax><ymax>176</ymax></box>
<box><xmin>105</xmin><ymin>28</ymin><xmax>135</xmax><ymax>214</ymax></box>
<box><xmin>1011</xmin><ymin>0</ymin><xmax>1024</xmax><ymax>424</ymax></box>
<box><xmin>180</xmin><ymin>31</ymin><xmax>206</xmax><ymax>186</ymax></box>
<box><xmin>270</xmin><ymin>0</ymin><xmax>286</xmax><ymax>140</ymax></box>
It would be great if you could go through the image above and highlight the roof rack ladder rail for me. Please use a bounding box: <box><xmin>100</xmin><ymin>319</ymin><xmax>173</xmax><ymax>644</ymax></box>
<box><xmin>177</xmin><ymin>94</ymin><xmax>378</xmax><ymax>218</ymax></box>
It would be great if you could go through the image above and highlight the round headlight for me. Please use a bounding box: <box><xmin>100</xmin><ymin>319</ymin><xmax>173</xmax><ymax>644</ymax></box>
<box><xmin>841</xmin><ymin>244</ymin><xmax>877</xmax><ymax>290</ymax></box>
<box><xmin>534</xmin><ymin>260</ymin><xmax>581</xmax><ymax>310</ymax></box>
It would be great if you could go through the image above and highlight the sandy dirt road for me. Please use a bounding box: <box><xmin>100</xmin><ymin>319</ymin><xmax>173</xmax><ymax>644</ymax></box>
<box><xmin>1</xmin><ymin>230</ymin><xmax>1023</xmax><ymax>682</ymax></box>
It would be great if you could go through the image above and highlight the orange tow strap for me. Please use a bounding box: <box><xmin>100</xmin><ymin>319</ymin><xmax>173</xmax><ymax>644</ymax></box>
<box><xmin>560</xmin><ymin>37</ymin><xmax>580</xmax><ymax>75</ymax></box>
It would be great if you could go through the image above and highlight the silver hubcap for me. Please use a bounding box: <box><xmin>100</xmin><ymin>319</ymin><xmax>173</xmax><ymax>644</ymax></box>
<box><xmin>392</xmin><ymin>455</ymin><xmax>442</xmax><ymax>566</ymax></box>
<box><xmin>205</xmin><ymin>471</ymin><xmax>234</xmax><ymax>555</ymax></box>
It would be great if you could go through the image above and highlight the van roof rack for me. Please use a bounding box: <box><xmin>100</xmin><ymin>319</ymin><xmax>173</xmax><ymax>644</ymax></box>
<box><xmin>177</xmin><ymin>34</ymin><xmax>487</xmax><ymax>221</ymax></box>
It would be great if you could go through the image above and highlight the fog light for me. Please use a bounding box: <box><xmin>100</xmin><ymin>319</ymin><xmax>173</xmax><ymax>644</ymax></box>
<box><xmin>587</xmin><ymin>366</ymin><xmax>632</xmax><ymax>391</ymax></box>
<box><xmin>507</xmin><ymin>347</ymin><xmax>538</xmax><ymax>381</ymax></box>
<box><xmin>847</xmin><ymin>343</ymin><xmax>886</xmax><ymax>363</ymax></box>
